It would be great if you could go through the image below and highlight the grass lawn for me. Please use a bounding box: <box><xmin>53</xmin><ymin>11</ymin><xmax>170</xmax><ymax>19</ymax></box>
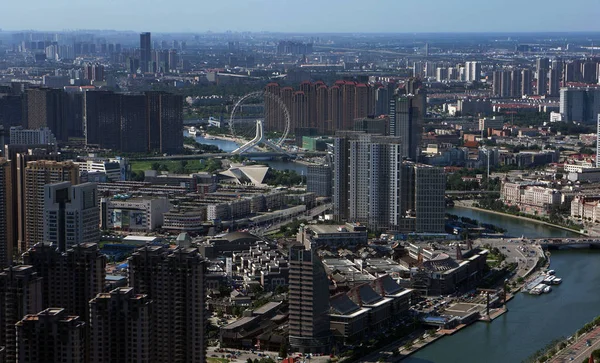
<box><xmin>130</xmin><ymin>160</ymin><xmax>207</xmax><ymax>173</ymax></box>
<box><xmin>207</xmin><ymin>358</ymin><xmax>229</xmax><ymax>363</ymax></box>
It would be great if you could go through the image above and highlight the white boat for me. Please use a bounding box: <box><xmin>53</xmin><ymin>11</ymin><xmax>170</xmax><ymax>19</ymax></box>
<box><xmin>530</xmin><ymin>284</ymin><xmax>546</xmax><ymax>295</ymax></box>
<box><xmin>543</xmin><ymin>285</ymin><xmax>552</xmax><ymax>293</ymax></box>
<box><xmin>547</xmin><ymin>270</ymin><xmax>555</xmax><ymax>275</ymax></box>
<box><xmin>552</xmin><ymin>277</ymin><xmax>562</xmax><ymax>285</ymax></box>
<box><xmin>543</xmin><ymin>275</ymin><xmax>556</xmax><ymax>284</ymax></box>
<box><xmin>188</xmin><ymin>127</ymin><xmax>198</xmax><ymax>137</ymax></box>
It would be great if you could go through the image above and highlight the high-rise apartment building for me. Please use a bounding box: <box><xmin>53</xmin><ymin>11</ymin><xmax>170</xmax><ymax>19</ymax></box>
<box><xmin>140</xmin><ymin>32</ymin><xmax>152</xmax><ymax>73</ymax></box>
<box><xmin>16</xmin><ymin>308</ymin><xmax>85</xmax><ymax>363</ymax></box>
<box><xmin>25</xmin><ymin>88</ymin><xmax>67</xmax><ymax>142</ymax></box>
<box><xmin>332</xmin><ymin>132</ymin><xmax>402</xmax><ymax>230</ymax></box>
<box><xmin>120</xmin><ymin>94</ymin><xmax>147</xmax><ymax>153</ymax></box>
<box><xmin>44</xmin><ymin>182</ymin><xmax>99</xmax><ymax>252</ymax></box>
<box><xmin>89</xmin><ymin>287</ymin><xmax>153</xmax><ymax>363</ymax></box>
<box><xmin>83</xmin><ymin>91</ymin><xmax>121</xmax><ymax>150</ymax></box>
<box><xmin>0</xmin><ymin>159</ymin><xmax>13</xmax><ymax>267</ymax></box>
<box><xmin>24</xmin><ymin>160</ymin><xmax>79</xmax><ymax>250</ymax></box>
<box><xmin>146</xmin><ymin>91</ymin><xmax>183</xmax><ymax>154</ymax></box>
<box><xmin>5</xmin><ymin>145</ymin><xmax>59</xmax><ymax>253</ymax></box>
<box><xmin>0</xmin><ymin>265</ymin><xmax>43</xmax><ymax>362</ymax></box>
<box><xmin>465</xmin><ymin>61</ymin><xmax>481</xmax><ymax>82</ymax></box>
<box><xmin>22</xmin><ymin>242</ymin><xmax>106</xmax><ymax>360</ymax></box>
<box><xmin>535</xmin><ymin>68</ymin><xmax>548</xmax><ymax>96</ymax></box>
<box><xmin>128</xmin><ymin>245</ymin><xmax>206</xmax><ymax>363</ymax></box>
<box><xmin>288</xmin><ymin>245</ymin><xmax>330</xmax><ymax>354</ymax></box>
<box><xmin>548</xmin><ymin>68</ymin><xmax>561</xmax><ymax>97</ymax></box>
<box><xmin>510</xmin><ymin>69</ymin><xmax>522</xmax><ymax>98</ymax></box>
<box><xmin>333</xmin><ymin>132</ymin><xmax>445</xmax><ymax>232</ymax></box>
<box><xmin>521</xmin><ymin>69</ymin><xmax>532</xmax><ymax>96</ymax></box>
<box><xmin>559</xmin><ymin>87</ymin><xmax>600</xmax><ymax>123</ymax></box>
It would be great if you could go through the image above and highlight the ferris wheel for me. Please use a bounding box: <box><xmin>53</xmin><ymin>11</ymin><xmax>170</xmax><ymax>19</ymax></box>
<box><xmin>228</xmin><ymin>91</ymin><xmax>291</xmax><ymax>154</ymax></box>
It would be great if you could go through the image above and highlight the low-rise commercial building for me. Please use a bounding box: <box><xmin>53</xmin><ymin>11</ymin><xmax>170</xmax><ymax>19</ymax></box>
<box><xmin>297</xmin><ymin>223</ymin><xmax>368</xmax><ymax>249</ymax></box>
<box><xmin>100</xmin><ymin>195</ymin><xmax>171</xmax><ymax>232</ymax></box>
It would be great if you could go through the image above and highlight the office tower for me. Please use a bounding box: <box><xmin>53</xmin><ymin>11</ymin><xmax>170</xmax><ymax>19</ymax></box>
<box><xmin>406</xmin><ymin>162</ymin><xmax>446</xmax><ymax>233</ymax></box>
<box><xmin>510</xmin><ymin>69</ymin><xmax>522</xmax><ymax>97</ymax></box>
<box><xmin>23</xmin><ymin>160</ymin><xmax>78</xmax><ymax>250</ymax></box>
<box><xmin>16</xmin><ymin>308</ymin><xmax>85</xmax><ymax>363</ymax></box>
<box><xmin>548</xmin><ymin>68</ymin><xmax>561</xmax><ymax>97</ymax></box>
<box><xmin>389</xmin><ymin>93</ymin><xmax>424</xmax><ymax>160</ymax></box>
<box><xmin>120</xmin><ymin>94</ymin><xmax>147</xmax><ymax>153</ymax></box>
<box><xmin>0</xmin><ymin>159</ymin><xmax>13</xmax><ymax>268</ymax></box>
<box><xmin>146</xmin><ymin>92</ymin><xmax>184</xmax><ymax>154</ymax></box>
<box><xmin>521</xmin><ymin>69</ymin><xmax>532</xmax><ymax>95</ymax></box>
<box><xmin>44</xmin><ymin>182</ymin><xmax>99</xmax><ymax>252</ymax></box>
<box><xmin>128</xmin><ymin>245</ymin><xmax>206</xmax><ymax>363</ymax></box>
<box><xmin>288</xmin><ymin>245</ymin><xmax>330</xmax><ymax>354</ymax></box>
<box><xmin>307</xmin><ymin>164</ymin><xmax>332</xmax><ymax>198</ymax></box>
<box><xmin>0</xmin><ymin>265</ymin><xmax>43</xmax><ymax>361</ymax></box>
<box><xmin>89</xmin><ymin>287</ymin><xmax>153</xmax><ymax>363</ymax></box>
<box><xmin>140</xmin><ymin>32</ymin><xmax>151</xmax><ymax>73</ymax></box>
<box><xmin>25</xmin><ymin>88</ymin><xmax>67</xmax><ymax>141</ymax></box>
<box><xmin>560</xmin><ymin>87</ymin><xmax>600</xmax><ymax>123</ymax></box>
<box><xmin>354</xmin><ymin>116</ymin><xmax>389</xmax><ymax>135</ymax></box>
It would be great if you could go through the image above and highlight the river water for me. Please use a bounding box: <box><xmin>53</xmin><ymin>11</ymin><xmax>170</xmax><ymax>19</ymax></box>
<box><xmin>187</xmin><ymin>132</ymin><xmax>308</xmax><ymax>174</ymax></box>
<box><xmin>405</xmin><ymin>206</ymin><xmax>600</xmax><ymax>363</ymax></box>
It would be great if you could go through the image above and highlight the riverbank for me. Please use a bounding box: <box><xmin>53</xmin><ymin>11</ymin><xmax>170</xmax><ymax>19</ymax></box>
<box><xmin>453</xmin><ymin>201</ymin><xmax>585</xmax><ymax>236</ymax></box>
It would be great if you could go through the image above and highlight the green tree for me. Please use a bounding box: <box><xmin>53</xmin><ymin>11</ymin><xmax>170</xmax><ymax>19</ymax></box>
<box><xmin>279</xmin><ymin>343</ymin><xmax>288</xmax><ymax>358</ymax></box>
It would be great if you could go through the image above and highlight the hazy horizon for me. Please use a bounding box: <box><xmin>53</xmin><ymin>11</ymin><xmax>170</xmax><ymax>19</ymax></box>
<box><xmin>2</xmin><ymin>0</ymin><xmax>599</xmax><ymax>33</ymax></box>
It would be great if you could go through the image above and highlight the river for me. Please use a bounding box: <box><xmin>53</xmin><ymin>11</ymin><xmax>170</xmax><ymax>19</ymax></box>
<box><xmin>405</xmin><ymin>207</ymin><xmax>600</xmax><ymax>363</ymax></box>
<box><xmin>186</xmin><ymin>132</ymin><xmax>308</xmax><ymax>174</ymax></box>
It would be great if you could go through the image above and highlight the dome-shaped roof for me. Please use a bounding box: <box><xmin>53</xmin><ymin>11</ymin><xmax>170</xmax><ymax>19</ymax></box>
<box><xmin>223</xmin><ymin>232</ymin><xmax>260</xmax><ymax>244</ymax></box>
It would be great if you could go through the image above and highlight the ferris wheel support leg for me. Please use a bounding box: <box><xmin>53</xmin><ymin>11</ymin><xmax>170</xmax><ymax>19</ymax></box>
<box><xmin>232</xmin><ymin>120</ymin><xmax>263</xmax><ymax>154</ymax></box>
<box><xmin>231</xmin><ymin>120</ymin><xmax>293</xmax><ymax>157</ymax></box>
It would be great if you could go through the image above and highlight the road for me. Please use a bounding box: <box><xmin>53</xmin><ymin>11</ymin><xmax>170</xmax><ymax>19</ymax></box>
<box><xmin>550</xmin><ymin>325</ymin><xmax>600</xmax><ymax>362</ymax></box>
<box><xmin>474</xmin><ymin>237</ymin><xmax>544</xmax><ymax>278</ymax></box>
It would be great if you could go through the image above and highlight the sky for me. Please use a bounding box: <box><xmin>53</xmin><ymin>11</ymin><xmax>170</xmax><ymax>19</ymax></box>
<box><xmin>1</xmin><ymin>0</ymin><xmax>599</xmax><ymax>33</ymax></box>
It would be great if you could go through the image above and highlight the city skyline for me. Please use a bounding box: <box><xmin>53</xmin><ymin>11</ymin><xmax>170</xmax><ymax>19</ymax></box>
<box><xmin>2</xmin><ymin>0</ymin><xmax>600</xmax><ymax>33</ymax></box>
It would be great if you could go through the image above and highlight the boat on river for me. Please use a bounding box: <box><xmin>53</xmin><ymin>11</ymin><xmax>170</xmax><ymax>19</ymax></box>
<box><xmin>543</xmin><ymin>285</ymin><xmax>552</xmax><ymax>293</ymax></box>
<box><xmin>552</xmin><ymin>277</ymin><xmax>562</xmax><ymax>284</ymax></box>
